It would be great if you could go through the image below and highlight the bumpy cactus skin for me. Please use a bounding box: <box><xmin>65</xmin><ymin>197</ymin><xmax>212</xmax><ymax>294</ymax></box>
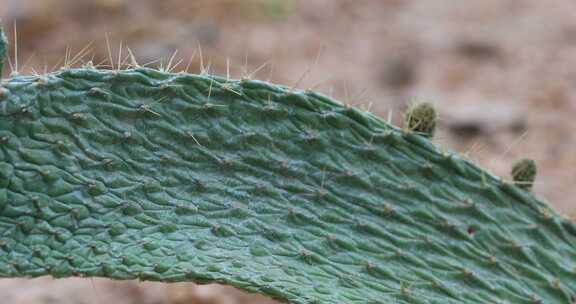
<box><xmin>1</xmin><ymin>32</ymin><xmax>576</xmax><ymax>304</ymax></box>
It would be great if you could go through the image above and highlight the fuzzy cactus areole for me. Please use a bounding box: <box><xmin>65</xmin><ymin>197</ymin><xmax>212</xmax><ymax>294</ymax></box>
<box><xmin>403</xmin><ymin>102</ymin><xmax>437</xmax><ymax>138</ymax></box>
<box><xmin>0</xmin><ymin>23</ymin><xmax>575</xmax><ymax>304</ymax></box>
<box><xmin>511</xmin><ymin>158</ymin><xmax>537</xmax><ymax>191</ymax></box>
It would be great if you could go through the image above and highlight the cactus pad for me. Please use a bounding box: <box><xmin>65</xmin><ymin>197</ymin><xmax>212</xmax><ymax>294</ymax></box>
<box><xmin>0</xmin><ymin>29</ymin><xmax>575</xmax><ymax>304</ymax></box>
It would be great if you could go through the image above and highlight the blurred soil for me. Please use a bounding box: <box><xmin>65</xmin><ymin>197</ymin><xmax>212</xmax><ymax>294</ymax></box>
<box><xmin>0</xmin><ymin>0</ymin><xmax>575</xmax><ymax>303</ymax></box>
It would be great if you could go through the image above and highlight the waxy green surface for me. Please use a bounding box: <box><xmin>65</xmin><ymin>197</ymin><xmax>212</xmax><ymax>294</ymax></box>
<box><xmin>0</xmin><ymin>65</ymin><xmax>575</xmax><ymax>303</ymax></box>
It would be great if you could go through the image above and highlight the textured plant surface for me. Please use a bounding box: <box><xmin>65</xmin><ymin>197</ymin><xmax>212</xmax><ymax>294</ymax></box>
<box><xmin>0</xmin><ymin>25</ymin><xmax>576</xmax><ymax>304</ymax></box>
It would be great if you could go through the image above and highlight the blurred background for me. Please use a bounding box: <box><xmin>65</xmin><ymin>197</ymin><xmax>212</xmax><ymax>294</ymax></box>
<box><xmin>1</xmin><ymin>0</ymin><xmax>575</xmax><ymax>303</ymax></box>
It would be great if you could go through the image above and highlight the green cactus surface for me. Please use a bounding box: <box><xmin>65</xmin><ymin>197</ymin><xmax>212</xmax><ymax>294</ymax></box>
<box><xmin>0</xmin><ymin>27</ymin><xmax>576</xmax><ymax>304</ymax></box>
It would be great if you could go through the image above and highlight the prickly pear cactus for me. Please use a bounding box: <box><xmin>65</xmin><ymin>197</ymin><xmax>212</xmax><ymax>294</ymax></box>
<box><xmin>0</xmin><ymin>24</ymin><xmax>575</xmax><ymax>304</ymax></box>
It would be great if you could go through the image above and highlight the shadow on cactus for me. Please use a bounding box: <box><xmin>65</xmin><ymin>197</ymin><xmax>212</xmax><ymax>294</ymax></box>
<box><xmin>0</xmin><ymin>22</ymin><xmax>575</xmax><ymax>304</ymax></box>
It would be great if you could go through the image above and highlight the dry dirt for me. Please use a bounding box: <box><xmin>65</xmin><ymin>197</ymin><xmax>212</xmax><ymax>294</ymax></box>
<box><xmin>0</xmin><ymin>0</ymin><xmax>575</xmax><ymax>303</ymax></box>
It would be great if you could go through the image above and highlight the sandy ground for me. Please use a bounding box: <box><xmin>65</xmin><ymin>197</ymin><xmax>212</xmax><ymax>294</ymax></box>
<box><xmin>0</xmin><ymin>0</ymin><xmax>575</xmax><ymax>303</ymax></box>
